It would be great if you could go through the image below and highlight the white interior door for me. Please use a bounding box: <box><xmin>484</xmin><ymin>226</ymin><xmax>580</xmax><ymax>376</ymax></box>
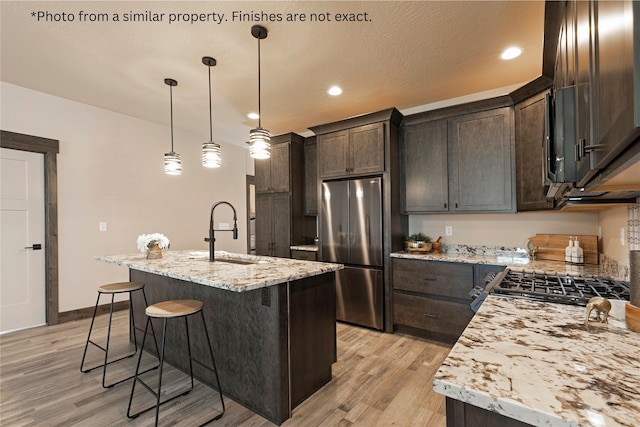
<box><xmin>1</xmin><ymin>148</ymin><xmax>46</xmax><ymax>333</ymax></box>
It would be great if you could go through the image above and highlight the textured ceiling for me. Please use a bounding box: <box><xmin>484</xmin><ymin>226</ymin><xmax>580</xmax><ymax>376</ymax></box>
<box><xmin>1</xmin><ymin>1</ymin><xmax>546</xmax><ymax>148</ymax></box>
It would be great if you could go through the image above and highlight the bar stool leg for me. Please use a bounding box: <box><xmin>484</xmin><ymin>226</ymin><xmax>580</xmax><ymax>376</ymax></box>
<box><xmin>127</xmin><ymin>316</ymin><xmax>151</xmax><ymax>419</ymax></box>
<box><xmin>127</xmin><ymin>301</ymin><xmax>223</xmax><ymax>425</ymax></box>
<box><xmin>185</xmin><ymin>317</ymin><xmax>195</xmax><ymax>389</ymax></box>
<box><xmin>79</xmin><ymin>292</ymin><xmax>102</xmax><ymax>373</ymax></box>
<box><xmin>100</xmin><ymin>292</ymin><xmax>116</xmax><ymax>388</ymax></box>
<box><xmin>154</xmin><ymin>318</ymin><xmax>168</xmax><ymax>427</ymax></box>
<box><xmin>80</xmin><ymin>286</ymin><xmax>158</xmax><ymax>388</ymax></box>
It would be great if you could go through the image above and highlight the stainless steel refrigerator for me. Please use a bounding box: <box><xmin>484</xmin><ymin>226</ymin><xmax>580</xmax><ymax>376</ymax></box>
<box><xmin>320</xmin><ymin>177</ymin><xmax>383</xmax><ymax>330</ymax></box>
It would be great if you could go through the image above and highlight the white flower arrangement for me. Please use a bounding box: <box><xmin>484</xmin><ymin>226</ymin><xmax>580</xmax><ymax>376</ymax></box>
<box><xmin>137</xmin><ymin>233</ymin><xmax>170</xmax><ymax>253</ymax></box>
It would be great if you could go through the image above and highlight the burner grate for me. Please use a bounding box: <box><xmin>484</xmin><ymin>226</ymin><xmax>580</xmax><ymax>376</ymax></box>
<box><xmin>493</xmin><ymin>270</ymin><xmax>630</xmax><ymax>306</ymax></box>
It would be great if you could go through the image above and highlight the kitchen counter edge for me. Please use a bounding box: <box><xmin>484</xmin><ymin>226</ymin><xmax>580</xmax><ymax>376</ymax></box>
<box><xmin>432</xmin><ymin>295</ymin><xmax>640</xmax><ymax>427</ymax></box>
<box><xmin>95</xmin><ymin>250</ymin><xmax>342</xmax><ymax>292</ymax></box>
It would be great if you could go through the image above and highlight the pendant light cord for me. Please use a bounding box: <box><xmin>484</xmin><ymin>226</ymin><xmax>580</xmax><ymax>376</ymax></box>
<box><xmin>208</xmin><ymin>65</ymin><xmax>213</xmax><ymax>141</ymax></box>
<box><xmin>257</xmin><ymin>36</ymin><xmax>262</xmax><ymax>128</ymax></box>
<box><xmin>169</xmin><ymin>84</ymin><xmax>174</xmax><ymax>152</ymax></box>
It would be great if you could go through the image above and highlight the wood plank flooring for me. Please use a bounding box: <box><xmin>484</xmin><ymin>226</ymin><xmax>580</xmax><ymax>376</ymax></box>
<box><xmin>0</xmin><ymin>311</ymin><xmax>452</xmax><ymax>426</ymax></box>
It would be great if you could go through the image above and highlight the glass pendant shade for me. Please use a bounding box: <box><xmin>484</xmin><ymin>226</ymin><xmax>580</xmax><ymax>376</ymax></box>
<box><xmin>202</xmin><ymin>57</ymin><xmax>222</xmax><ymax>168</ymax></box>
<box><xmin>202</xmin><ymin>141</ymin><xmax>222</xmax><ymax>168</ymax></box>
<box><xmin>164</xmin><ymin>151</ymin><xmax>182</xmax><ymax>175</ymax></box>
<box><xmin>163</xmin><ymin>78</ymin><xmax>181</xmax><ymax>175</ymax></box>
<box><xmin>249</xmin><ymin>127</ymin><xmax>271</xmax><ymax>160</ymax></box>
<box><xmin>249</xmin><ymin>25</ymin><xmax>271</xmax><ymax>160</ymax></box>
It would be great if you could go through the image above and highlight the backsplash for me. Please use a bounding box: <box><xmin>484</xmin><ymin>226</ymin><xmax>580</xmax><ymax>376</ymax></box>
<box><xmin>600</xmin><ymin>253</ymin><xmax>630</xmax><ymax>281</ymax></box>
<box><xmin>442</xmin><ymin>244</ymin><xmax>528</xmax><ymax>258</ymax></box>
<box><xmin>443</xmin><ymin>244</ymin><xmax>630</xmax><ymax>281</ymax></box>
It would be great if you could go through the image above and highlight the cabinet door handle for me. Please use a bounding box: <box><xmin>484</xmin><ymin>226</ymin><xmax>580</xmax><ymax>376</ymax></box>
<box><xmin>575</xmin><ymin>142</ymin><xmax>582</xmax><ymax>161</ymax></box>
<box><xmin>455</xmin><ymin>202</ymin><xmax>458</xmax><ymax>209</ymax></box>
<box><xmin>444</xmin><ymin>203</ymin><xmax>447</xmax><ymax>209</ymax></box>
<box><xmin>584</xmin><ymin>143</ymin><xmax>605</xmax><ymax>152</ymax></box>
<box><xmin>422</xmin><ymin>277</ymin><xmax>437</xmax><ymax>281</ymax></box>
<box><xmin>423</xmin><ymin>313</ymin><xmax>438</xmax><ymax>318</ymax></box>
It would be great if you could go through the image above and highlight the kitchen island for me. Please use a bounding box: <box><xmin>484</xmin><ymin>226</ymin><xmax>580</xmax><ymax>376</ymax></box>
<box><xmin>433</xmin><ymin>295</ymin><xmax>640</xmax><ymax>427</ymax></box>
<box><xmin>96</xmin><ymin>250</ymin><xmax>343</xmax><ymax>425</ymax></box>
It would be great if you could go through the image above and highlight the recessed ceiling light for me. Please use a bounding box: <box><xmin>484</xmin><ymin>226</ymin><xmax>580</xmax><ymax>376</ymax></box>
<box><xmin>247</xmin><ymin>112</ymin><xmax>259</xmax><ymax>120</ymax></box>
<box><xmin>328</xmin><ymin>86</ymin><xmax>342</xmax><ymax>96</ymax></box>
<box><xmin>501</xmin><ymin>47</ymin><xmax>522</xmax><ymax>60</ymax></box>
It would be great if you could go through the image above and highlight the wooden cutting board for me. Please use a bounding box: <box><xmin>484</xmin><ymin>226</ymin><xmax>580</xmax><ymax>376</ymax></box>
<box><xmin>527</xmin><ymin>233</ymin><xmax>599</xmax><ymax>265</ymax></box>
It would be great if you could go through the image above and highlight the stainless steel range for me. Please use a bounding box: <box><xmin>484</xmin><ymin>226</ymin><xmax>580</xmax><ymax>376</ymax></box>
<box><xmin>470</xmin><ymin>268</ymin><xmax>631</xmax><ymax>312</ymax></box>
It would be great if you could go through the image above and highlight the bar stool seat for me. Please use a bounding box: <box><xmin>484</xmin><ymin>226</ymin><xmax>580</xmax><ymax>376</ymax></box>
<box><xmin>145</xmin><ymin>299</ymin><xmax>202</xmax><ymax>318</ymax></box>
<box><xmin>128</xmin><ymin>299</ymin><xmax>225</xmax><ymax>426</ymax></box>
<box><xmin>80</xmin><ymin>282</ymin><xmax>158</xmax><ymax>388</ymax></box>
<box><xmin>99</xmin><ymin>282</ymin><xmax>145</xmax><ymax>294</ymax></box>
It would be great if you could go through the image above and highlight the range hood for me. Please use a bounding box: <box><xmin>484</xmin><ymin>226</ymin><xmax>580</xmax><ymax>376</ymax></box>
<box><xmin>557</xmin><ymin>159</ymin><xmax>640</xmax><ymax>211</ymax></box>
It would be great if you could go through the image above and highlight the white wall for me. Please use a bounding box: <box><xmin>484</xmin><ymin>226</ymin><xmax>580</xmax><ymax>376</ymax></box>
<box><xmin>599</xmin><ymin>206</ymin><xmax>630</xmax><ymax>264</ymax></box>
<box><xmin>408</xmin><ymin>210</ymin><xmax>599</xmax><ymax>248</ymax></box>
<box><xmin>1</xmin><ymin>82</ymin><xmax>249</xmax><ymax>312</ymax></box>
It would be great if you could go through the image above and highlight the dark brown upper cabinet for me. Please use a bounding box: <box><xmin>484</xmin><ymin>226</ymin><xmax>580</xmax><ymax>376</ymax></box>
<box><xmin>448</xmin><ymin>107</ymin><xmax>514</xmax><ymax>212</ymax></box>
<box><xmin>513</xmin><ymin>87</ymin><xmax>555</xmax><ymax>211</ymax></box>
<box><xmin>255</xmin><ymin>141</ymin><xmax>291</xmax><ymax>194</ymax></box>
<box><xmin>548</xmin><ymin>0</ymin><xmax>640</xmax><ymax>188</ymax></box>
<box><xmin>303</xmin><ymin>137</ymin><xmax>318</xmax><ymax>215</ymax></box>
<box><xmin>400</xmin><ymin>119</ymin><xmax>449</xmax><ymax>212</ymax></box>
<box><xmin>400</xmin><ymin>98</ymin><xmax>515</xmax><ymax>213</ymax></box>
<box><xmin>315</xmin><ymin>122</ymin><xmax>385</xmax><ymax>179</ymax></box>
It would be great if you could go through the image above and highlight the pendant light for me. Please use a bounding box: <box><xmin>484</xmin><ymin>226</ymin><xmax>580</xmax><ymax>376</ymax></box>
<box><xmin>202</xmin><ymin>56</ymin><xmax>222</xmax><ymax>168</ymax></box>
<box><xmin>248</xmin><ymin>25</ymin><xmax>271</xmax><ymax>160</ymax></box>
<box><xmin>163</xmin><ymin>78</ymin><xmax>182</xmax><ymax>175</ymax></box>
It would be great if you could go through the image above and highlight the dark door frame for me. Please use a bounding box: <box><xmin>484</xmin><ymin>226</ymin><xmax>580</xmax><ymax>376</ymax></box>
<box><xmin>1</xmin><ymin>130</ymin><xmax>60</xmax><ymax>325</ymax></box>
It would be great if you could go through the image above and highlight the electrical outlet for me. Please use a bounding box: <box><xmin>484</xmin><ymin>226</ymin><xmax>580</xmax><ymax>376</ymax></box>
<box><xmin>261</xmin><ymin>288</ymin><xmax>271</xmax><ymax>307</ymax></box>
<box><xmin>620</xmin><ymin>228</ymin><xmax>625</xmax><ymax>246</ymax></box>
<box><xmin>99</xmin><ymin>222</ymin><xmax>107</xmax><ymax>232</ymax></box>
<box><xmin>218</xmin><ymin>222</ymin><xmax>230</xmax><ymax>230</ymax></box>
<box><xmin>445</xmin><ymin>226</ymin><xmax>453</xmax><ymax>236</ymax></box>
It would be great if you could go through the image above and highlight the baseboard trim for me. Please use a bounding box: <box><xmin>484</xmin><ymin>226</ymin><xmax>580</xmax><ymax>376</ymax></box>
<box><xmin>58</xmin><ymin>301</ymin><xmax>129</xmax><ymax>324</ymax></box>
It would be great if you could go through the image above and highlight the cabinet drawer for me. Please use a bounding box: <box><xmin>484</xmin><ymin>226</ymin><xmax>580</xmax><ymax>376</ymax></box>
<box><xmin>291</xmin><ymin>250</ymin><xmax>317</xmax><ymax>261</ymax></box>
<box><xmin>392</xmin><ymin>259</ymin><xmax>473</xmax><ymax>299</ymax></box>
<box><xmin>393</xmin><ymin>292</ymin><xmax>473</xmax><ymax>337</ymax></box>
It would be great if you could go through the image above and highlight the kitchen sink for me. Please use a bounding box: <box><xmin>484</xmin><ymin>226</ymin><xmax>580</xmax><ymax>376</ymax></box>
<box><xmin>188</xmin><ymin>251</ymin><xmax>266</xmax><ymax>265</ymax></box>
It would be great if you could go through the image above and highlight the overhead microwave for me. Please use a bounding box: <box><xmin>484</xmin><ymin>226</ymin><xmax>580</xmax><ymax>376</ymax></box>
<box><xmin>545</xmin><ymin>86</ymin><xmax>577</xmax><ymax>198</ymax></box>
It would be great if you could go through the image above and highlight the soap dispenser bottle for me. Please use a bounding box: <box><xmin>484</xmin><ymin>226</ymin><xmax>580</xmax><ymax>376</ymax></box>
<box><xmin>565</xmin><ymin>236</ymin><xmax>573</xmax><ymax>263</ymax></box>
<box><xmin>573</xmin><ymin>236</ymin><xmax>584</xmax><ymax>264</ymax></box>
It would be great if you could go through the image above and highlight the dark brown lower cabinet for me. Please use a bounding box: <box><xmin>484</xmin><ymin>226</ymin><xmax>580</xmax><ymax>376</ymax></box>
<box><xmin>290</xmin><ymin>249</ymin><xmax>317</xmax><ymax>261</ymax></box>
<box><xmin>446</xmin><ymin>398</ymin><xmax>533</xmax><ymax>427</ymax></box>
<box><xmin>392</xmin><ymin>258</ymin><xmax>474</xmax><ymax>342</ymax></box>
<box><xmin>394</xmin><ymin>293</ymin><xmax>473</xmax><ymax>338</ymax></box>
<box><xmin>392</xmin><ymin>258</ymin><xmax>504</xmax><ymax>342</ymax></box>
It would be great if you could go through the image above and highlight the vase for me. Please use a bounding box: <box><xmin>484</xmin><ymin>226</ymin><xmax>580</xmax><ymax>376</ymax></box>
<box><xmin>146</xmin><ymin>243</ymin><xmax>163</xmax><ymax>259</ymax></box>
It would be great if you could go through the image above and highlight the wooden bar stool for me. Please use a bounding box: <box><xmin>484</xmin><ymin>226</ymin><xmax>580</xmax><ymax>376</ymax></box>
<box><xmin>80</xmin><ymin>282</ymin><xmax>158</xmax><ymax>388</ymax></box>
<box><xmin>127</xmin><ymin>299</ymin><xmax>225</xmax><ymax>426</ymax></box>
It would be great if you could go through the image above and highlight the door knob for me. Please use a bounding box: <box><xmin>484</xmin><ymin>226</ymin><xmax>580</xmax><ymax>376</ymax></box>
<box><xmin>24</xmin><ymin>244</ymin><xmax>42</xmax><ymax>250</ymax></box>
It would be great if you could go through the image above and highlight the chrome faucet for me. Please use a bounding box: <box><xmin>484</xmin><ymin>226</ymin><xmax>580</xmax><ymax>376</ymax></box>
<box><xmin>205</xmin><ymin>201</ymin><xmax>239</xmax><ymax>262</ymax></box>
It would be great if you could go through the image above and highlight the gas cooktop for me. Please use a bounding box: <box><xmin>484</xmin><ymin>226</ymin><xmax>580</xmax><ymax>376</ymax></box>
<box><xmin>492</xmin><ymin>269</ymin><xmax>630</xmax><ymax>306</ymax></box>
<box><xmin>470</xmin><ymin>269</ymin><xmax>631</xmax><ymax>312</ymax></box>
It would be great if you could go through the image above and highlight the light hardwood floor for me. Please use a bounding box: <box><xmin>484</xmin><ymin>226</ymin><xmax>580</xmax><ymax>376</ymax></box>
<box><xmin>0</xmin><ymin>311</ymin><xmax>452</xmax><ymax>426</ymax></box>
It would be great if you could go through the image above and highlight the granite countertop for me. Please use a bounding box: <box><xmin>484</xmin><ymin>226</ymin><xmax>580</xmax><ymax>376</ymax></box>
<box><xmin>96</xmin><ymin>250</ymin><xmax>342</xmax><ymax>292</ymax></box>
<box><xmin>391</xmin><ymin>252</ymin><xmax>622</xmax><ymax>280</ymax></box>
<box><xmin>433</xmin><ymin>296</ymin><xmax>640</xmax><ymax>427</ymax></box>
<box><xmin>290</xmin><ymin>245</ymin><xmax>319</xmax><ymax>252</ymax></box>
